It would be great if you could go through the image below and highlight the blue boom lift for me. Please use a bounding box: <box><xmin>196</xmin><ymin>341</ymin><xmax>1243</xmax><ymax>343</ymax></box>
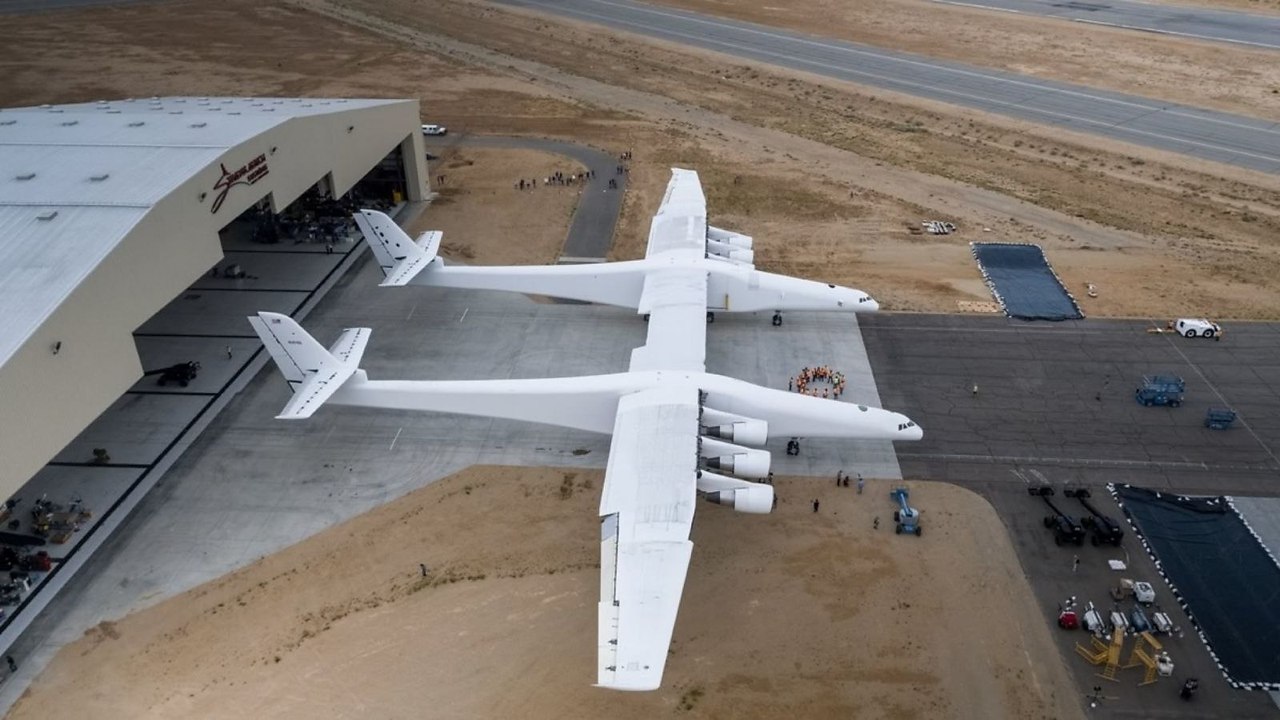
<box><xmin>1135</xmin><ymin>375</ymin><xmax>1185</xmax><ymax>407</ymax></box>
<box><xmin>890</xmin><ymin>488</ymin><xmax>922</xmax><ymax>536</ymax></box>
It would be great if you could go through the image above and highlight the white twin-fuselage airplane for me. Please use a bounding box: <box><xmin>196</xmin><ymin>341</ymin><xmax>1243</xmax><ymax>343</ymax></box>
<box><xmin>248</xmin><ymin>168</ymin><xmax>921</xmax><ymax>691</ymax></box>
<box><xmin>352</xmin><ymin>168</ymin><xmax>878</xmax><ymax>319</ymax></box>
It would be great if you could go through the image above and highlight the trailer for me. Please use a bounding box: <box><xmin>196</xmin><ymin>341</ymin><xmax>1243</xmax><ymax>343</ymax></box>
<box><xmin>1029</xmin><ymin>486</ymin><xmax>1086</xmax><ymax>546</ymax></box>
<box><xmin>1064</xmin><ymin>488</ymin><xmax>1124</xmax><ymax>546</ymax></box>
<box><xmin>1135</xmin><ymin>375</ymin><xmax>1185</xmax><ymax>407</ymax></box>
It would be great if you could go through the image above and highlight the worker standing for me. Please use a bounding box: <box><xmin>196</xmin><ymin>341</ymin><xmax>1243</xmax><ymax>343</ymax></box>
<box><xmin>856</xmin><ymin>474</ymin><xmax>864</xmax><ymax>494</ymax></box>
<box><xmin>812</xmin><ymin>499</ymin><xmax>820</xmax><ymax>513</ymax></box>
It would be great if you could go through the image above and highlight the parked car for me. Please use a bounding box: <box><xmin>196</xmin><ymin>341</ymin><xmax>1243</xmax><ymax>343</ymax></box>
<box><xmin>1174</xmin><ymin>318</ymin><xmax>1221</xmax><ymax>340</ymax></box>
<box><xmin>421</xmin><ymin>123</ymin><xmax>448</xmax><ymax>136</ymax></box>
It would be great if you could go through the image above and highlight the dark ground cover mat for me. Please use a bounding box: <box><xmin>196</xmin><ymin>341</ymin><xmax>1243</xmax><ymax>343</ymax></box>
<box><xmin>1111</xmin><ymin>483</ymin><xmax>1280</xmax><ymax>689</ymax></box>
<box><xmin>971</xmin><ymin>243</ymin><xmax>1084</xmax><ymax>321</ymax></box>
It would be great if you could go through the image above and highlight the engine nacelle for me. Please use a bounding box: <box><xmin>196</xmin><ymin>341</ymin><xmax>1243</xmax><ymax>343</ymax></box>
<box><xmin>707</xmin><ymin>240</ymin><xmax>755</xmax><ymax>265</ymax></box>
<box><xmin>705</xmin><ymin>485</ymin><xmax>774</xmax><ymax>514</ymax></box>
<box><xmin>701</xmin><ymin>409</ymin><xmax>769</xmax><ymax>446</ymax></box>
<box><xmin>708</xmin><ymin>225</ymin><xmax>754</xmax><ymax>249</ymax></box>
<box><xmin>700</xmin><ymin>437</ymin><xmax>771</xmax><ymax>479</ymax></box>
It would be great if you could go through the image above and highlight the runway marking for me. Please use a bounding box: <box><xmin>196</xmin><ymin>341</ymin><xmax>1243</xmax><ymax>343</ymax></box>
<box><xmin>406</xmin><ymin>302</ymin><xmax>418</xmax><ymax>320</ymax></box>
<box><xmin>526</xmin><ymin>0</ymin><xmax>1280</xmax><ymax>166</ymax></box>
<box><xmin>459</xmin><ymin>307</ymin><xmax>469</xmax><ymax>322</ymax></box>
<box><xmin>1070</xmin><ymin>17</ymin><xmax>1280</xmax><ymax>50</ymax></box>
<box><xmin>389</xmin><ymin>426</ymin><xmax>403</xmax><ymax>451</ymax></box>
<box><xmin>1159</xmin><ymin>331</ymin><xmax>1280</xmax><ymax>468</ymax></box>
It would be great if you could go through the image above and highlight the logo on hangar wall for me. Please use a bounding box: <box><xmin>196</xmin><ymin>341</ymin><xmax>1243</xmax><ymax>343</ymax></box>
<box><xmin>210</xmin><ymin>153</ymin><xmax>269</xmax><ymax>214</ymax></box>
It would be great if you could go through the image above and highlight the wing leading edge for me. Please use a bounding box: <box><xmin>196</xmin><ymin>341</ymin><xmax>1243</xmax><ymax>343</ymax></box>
<box><xmin>597</xmin><ymin>386</ymin><xmax>700</xmax><ymax>691</ymax></box>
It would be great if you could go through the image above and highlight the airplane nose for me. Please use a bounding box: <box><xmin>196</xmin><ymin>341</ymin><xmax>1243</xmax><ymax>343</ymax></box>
<box><xmin>898</xmin><ymin>415</ymin><xmax>923</xmax><ymax>440</ymax></box>
<box><xmin>863</xmin><ymin>296</ymin><xmax>880</xmax><ymax>312</ymax></box>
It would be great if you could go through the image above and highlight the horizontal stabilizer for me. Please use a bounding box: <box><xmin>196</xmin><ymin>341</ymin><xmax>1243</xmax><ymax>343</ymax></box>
<box><xmin>247</xmin><ymin>312</ymin><xmax>367</xmax><ymax>420</ymax></box>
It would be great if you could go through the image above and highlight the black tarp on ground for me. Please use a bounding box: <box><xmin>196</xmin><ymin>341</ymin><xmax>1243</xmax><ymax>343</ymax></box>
<box><xmin>1112</xmin><ymin>484</ymin><xmax>1280</xmax><ymax>689</ymax></box>
<box><xmin>971</xmin><ymin>243</ymin><xmax>1083</xmax><ymax>321</ymax></box>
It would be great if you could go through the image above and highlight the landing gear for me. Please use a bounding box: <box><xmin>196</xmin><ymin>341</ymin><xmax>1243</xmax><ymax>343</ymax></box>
<box><xmin>785</xmin><ymin>437</ymin><xmax>800</xmax><ymax>456</ymax></box>
<box><xmin>643</xmin><ymin>313</ymin><xmax>650</xmax><ymax>322</ymax></box>
<box><xmin>772</xmin><ymin>312</ymin><xmax>783</xmax><ymax>327</ymax></box>
<box><xmin>706</xmin><ymin>311</ymin><xmax>715</xmax><ymax>324</ymax></box>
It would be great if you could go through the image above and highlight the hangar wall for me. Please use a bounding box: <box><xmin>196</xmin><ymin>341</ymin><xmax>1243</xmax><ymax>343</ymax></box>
<box><xmin>0</xmin><ymin>99</ymin><xmax>428</xmax><ymax>498</ymax></box>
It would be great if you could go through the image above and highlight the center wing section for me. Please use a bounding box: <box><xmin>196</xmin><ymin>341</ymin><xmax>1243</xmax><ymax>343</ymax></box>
<box><xmin>629</xmin><ymin>267</ymin><xmax>708</xmax><ymax>373</ymax></box>
<box><xmin>597</xmin><ymin>386</ymin><xmax>699</xmax><ymax>691</ymax></box>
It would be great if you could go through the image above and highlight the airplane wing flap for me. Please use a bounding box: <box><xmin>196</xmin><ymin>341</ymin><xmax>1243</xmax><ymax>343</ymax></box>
<box><xmin>597</xmin><ymin>387</ymin><xmax>699</xmax><ymax>691</ymax></box>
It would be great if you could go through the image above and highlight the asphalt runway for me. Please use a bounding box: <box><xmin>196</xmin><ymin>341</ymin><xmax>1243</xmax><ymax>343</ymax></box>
<box><xmin>860</xmin><ymin>314</ymin><xmax>1280</xmax><ymax>494</ymax></box>
<box><xmin>933</xmin><ymin>0</ymin><xmax>1280</xmax><ymax>50</ymax></box>
<box><xmin>0</xmin><ymin>0</ymin><xmax>164</xmax><ymax>12</ymax></box>
<box><xmin>496</xmin><ymin>0</ymin><xmax>1280</xmax><ymax>175</ymax></box>
<box><xmin>860</xmin><ymin>313</ymin><xmax>1280</xmax><ymax>717</ymax></box>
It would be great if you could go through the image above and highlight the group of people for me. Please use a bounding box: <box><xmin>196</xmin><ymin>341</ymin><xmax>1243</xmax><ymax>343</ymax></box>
<box><xmin>516</xmin><ymin>169</ymin><xmax>596</xmax><ymax>190</ymax></box>
<box><xmin>789</xmin><ymin>366</ymin><xmax>847</xmax><ymax>400</ymax></box>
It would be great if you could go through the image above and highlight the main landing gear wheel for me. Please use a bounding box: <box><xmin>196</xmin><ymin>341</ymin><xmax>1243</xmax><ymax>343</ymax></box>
<box><xmin>772</xmin><ymin>312</ymin><xmax>783</xmax><ymax>327</ymax></box>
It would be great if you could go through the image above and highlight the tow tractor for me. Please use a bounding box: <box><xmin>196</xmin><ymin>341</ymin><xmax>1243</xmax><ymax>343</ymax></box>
<box><xmin>1029</xmin><ymin>486</ymin><xmax>1085</xmax><ymax>546</ymax></box>
<box><xmin>1064</xmin><ymin>488</ymin><xmax>1124</xmax><ymax>546</ymax></box>
<box><xmin>890</xmin><ymin>487</ymin><xmax>922</xmax><ymax>536</ymax></box>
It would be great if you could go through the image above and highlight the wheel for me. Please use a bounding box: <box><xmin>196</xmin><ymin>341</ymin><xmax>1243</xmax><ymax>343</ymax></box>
<box><xmin>1076</xmin><ymin>536</ymin><xmax>1086</xmax><ymax>546</ymax></box>
<box><xmin>1144</xmin><ymin>399</ymin><xmax>1153</xmax><ymax>407</ymax></box>
<box><xmin>706</xmin><ymin>311</ymin><xmax>715</xmax><ymax>324</ymax></box>
<box><xmin>895</xmin><ymin>524</ymin><xmax>903</xmax><ymax>535</ymax></box>
<box><xmin>1043</xmin><ymin>516</ymin><xmax>1054</xmax><ymax>529</ymax></box>
<box><xmin>914</xmin><ymin>526</ymin><xmax>922</xmax><ymax>537</ymax></box>
<box><xmin>179</xmin><ymin>380</ymin><xmax>189</xmax><ymax>387</ymax></box>
<box><xmin>643</xmin><ymin>313</ymin><xmax>650</xmax><ymax>322</ymax></box>
<box><xmin>1054</xmin><ymin>534</ymin><xmax>1062</xmax><ymax>546</ymax></box>
<box><xmin>1170</xmin><ymin>400</ymin><xmax>1181</xmax><ymax>408</ymax></box>
<box><xmin>157</xmin><ymin>378</ymin><xmax>166</xmax><ymax>387</ymax></box>
<box><xmin>1203</xmin><ymin>329</ymin><xmax>1215</xmax><ymax>339</ymax></box>
<box><xmin>1184</xmin><ymin>329</ymin><xmax>1196</xmax><ymax>338</ymax></box>
<box><xmin>894</xmin><ymin>510</ymin><xmax>901</xmax><ymax>523</ymax></box>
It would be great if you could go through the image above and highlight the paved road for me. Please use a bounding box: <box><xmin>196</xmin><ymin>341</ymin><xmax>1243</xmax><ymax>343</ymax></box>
<box><xmin>0</xmin><ymin>0</ymin><xmax>166</xmax><ymax>12</ymax></box>
<box><xmin>933</xmin><ymin>0</ymin><xmax>1280</xmax><ymax>50</ymax></box>
<box><xmin>496</xmin><ymin>0</ymin><xmax>1280</xmax><ymax>175</ymax></box>
<box><xmin>424</xmin><ymin>134</ymin><xmax>626</xmax><ymax>261</ymax></box>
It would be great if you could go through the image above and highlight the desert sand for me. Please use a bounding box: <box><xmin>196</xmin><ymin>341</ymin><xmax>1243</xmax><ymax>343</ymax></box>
<box><xmin>9</xmin><ymin>467</ymin><xmax>1084</xmax><ymax>720</ymax></box>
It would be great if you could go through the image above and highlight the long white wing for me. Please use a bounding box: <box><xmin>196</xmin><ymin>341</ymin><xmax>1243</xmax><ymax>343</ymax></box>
<box><xmin>597</xmin><ymin>386</ymin><xmax>699</xmax><ymax>691</ymax></box>
<box><xmin>644</xmin><ymin>168</ymin><xmax>706</xmax><ymax>259</ymax></box>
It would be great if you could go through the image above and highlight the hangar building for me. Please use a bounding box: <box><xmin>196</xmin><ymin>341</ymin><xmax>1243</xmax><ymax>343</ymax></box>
<box><xmin>0</xmin><ymin>97</ymin><xmax>429</xmax><ymax>499</ymax></box>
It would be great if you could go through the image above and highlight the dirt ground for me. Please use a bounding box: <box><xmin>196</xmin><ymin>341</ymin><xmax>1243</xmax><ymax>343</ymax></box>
<box><xmin>8</xmin><ymin>466</ymin><xmax>1085</xmax><ymax>720</ymax></box>
<box><xmin>407</xmin><ymin>147</ymin><xmax>585</xmax><ymax>265</ymax></box>
<box><xmin>3</xmin><ymin>1</ymin><xmax>1280</xmax><ymax>318</ymax></box>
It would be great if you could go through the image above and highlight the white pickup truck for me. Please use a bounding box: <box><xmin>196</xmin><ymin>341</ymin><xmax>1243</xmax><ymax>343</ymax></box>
<box><xmin>1174</xmin><ymin>318</ymin><xmax>1222</xmax><ymax>340</ymax></box>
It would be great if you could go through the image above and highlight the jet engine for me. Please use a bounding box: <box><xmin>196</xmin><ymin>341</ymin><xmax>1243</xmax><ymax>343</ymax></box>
<box><xmin>707</xmin><ymin>239</ymin><xmax>755</xmax><ymax>265</ymax></box>
<box><xmin>704</xmin><ymin>485</ymin><xmax>774</xmax><ymax>514</ymax></box>
<box><xmin>699</xmin><ymin>437</ymin><xmax>771</xmax><ymax>479</ymax></box>
<box><xmin>700</xmin><ymin>408</ymin><xmax>768</xmax><ymax>446</ymax></box>
<box><xmin>707</xmin><ymin>225</ymin><xmax>753</xmax><ymax>249</ymax></box>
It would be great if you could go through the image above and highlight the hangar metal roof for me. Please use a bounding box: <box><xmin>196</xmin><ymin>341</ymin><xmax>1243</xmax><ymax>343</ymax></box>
<box><xmin>0</xmin><ymin>96</ymin><xmax>405</xmax><ymax>367</ymax></box>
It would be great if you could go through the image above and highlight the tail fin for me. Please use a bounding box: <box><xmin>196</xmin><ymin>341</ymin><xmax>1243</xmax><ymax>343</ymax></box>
<box><xmin>247</xmin><ymin>312</ymin><xmax>369</xmax><ymax>419</ymax></box>
<box><xmin>352</xmin><ymin>209</ymin><xmax>442</xmax><ymax>287</ymax></box>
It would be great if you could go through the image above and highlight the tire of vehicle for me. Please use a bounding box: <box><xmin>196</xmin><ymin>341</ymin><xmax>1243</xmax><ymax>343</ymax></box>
<box><xmin>895</xmin><ymin>524</ymin><xmax>903</xmax><ymax>535</ymax></box>
<box><xmin>915</xmin><ymin>526</ymin><xmax>922</xmax><ymax>537</ymax></box>
<box><xmin>1076</xmin><ymin>536</ymin><xmax>1086</xmax><ymax>546</ymax></box>
<box><xmin>894</xmin><ymin>510</ymin><xmax>900</xmax><ymax>523</ymax></box>
<box><xmin>1170</xmin><ymin>400</ymin><xmax>1181</xmax><ymax>408</ymax></box>
<box><xmin>1044</xmin><ymin>516</ymin><xmax>1054</xmax><ymax>529</ymax></box>
<box><xmin>1204</xmin><ymin>329</ymin><xmax>1215</xmax><ymax>339</ymax></box>
<box><xmin>1185</xmin><ymin>329</ymin><xmax>1197</xmax><ymax>338</ymax></box>
<box><xmin>1054</xmin><ymin>534</ymin><xmax>1062</xmax><ymax>546</ymax></box>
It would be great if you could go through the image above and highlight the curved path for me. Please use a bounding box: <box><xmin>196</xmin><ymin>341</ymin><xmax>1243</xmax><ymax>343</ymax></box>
<box><xmin>424</xmin><ymin>134</ymin><xmax>627</xmax><ymax>262</ymax></box>
<box><xmin>495</xmin><ymin>0</ymin><xmax>1280</xmax><ymax>175</ymax></box>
